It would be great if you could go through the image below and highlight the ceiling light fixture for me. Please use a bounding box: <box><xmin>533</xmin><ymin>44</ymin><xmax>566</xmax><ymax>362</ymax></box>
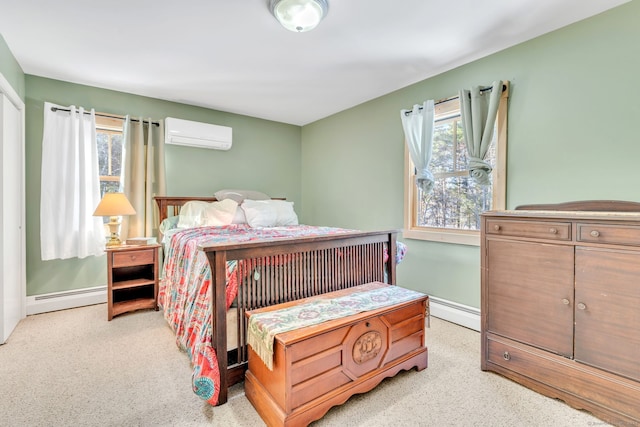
<box><xmin>269</xmin><ymin>0</ymin><xmax>329</xmax><ymax>33</ymax></box>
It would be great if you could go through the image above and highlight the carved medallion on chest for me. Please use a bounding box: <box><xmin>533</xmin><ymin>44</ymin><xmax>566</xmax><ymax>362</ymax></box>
<box><xmin>353</xmin><ymin>331</ymin><xmax>383</xmax><ymax>364</ymax></box>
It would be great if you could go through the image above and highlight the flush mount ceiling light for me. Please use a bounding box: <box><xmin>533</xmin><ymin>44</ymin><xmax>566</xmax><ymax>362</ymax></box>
<box><xmin>269</xmin><ymin>0</ymin><xmax>329</xmax><ymax>33</ymax></box>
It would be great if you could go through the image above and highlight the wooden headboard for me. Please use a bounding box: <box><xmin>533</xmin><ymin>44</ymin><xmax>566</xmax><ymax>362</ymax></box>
<box><xmin>154</xmin><ymin>196</ymin><xmax>218</xmax><ymax>224</ymax></box>
<box><xmin>154</xmin><ymin>195</ymin><xmax>287</xmax><ymax>225</ymax></box>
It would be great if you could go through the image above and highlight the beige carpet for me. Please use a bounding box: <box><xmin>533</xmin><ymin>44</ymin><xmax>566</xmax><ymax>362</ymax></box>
<box><xmin>0</xmin><ymin>304</ymin><xmax>609</xmax><ymax>427</ymax></box>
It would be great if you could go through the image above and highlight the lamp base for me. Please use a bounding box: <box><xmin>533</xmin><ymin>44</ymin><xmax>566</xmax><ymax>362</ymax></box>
<box><xmin>106</xmin><ymin>216</ymin><xmax>123</xmax><ymax>247</ymax></box>
<box><xmin>105</xmin><ymin>235</ymin><xmax>122</xmax><ymax>247</ymax></box>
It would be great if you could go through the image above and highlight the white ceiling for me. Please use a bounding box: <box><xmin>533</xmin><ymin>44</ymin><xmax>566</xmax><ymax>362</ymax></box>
<box><xmin>0</xmin><ymin>0</ymin><xmax>629</xmax><ymax>126</ymax></box>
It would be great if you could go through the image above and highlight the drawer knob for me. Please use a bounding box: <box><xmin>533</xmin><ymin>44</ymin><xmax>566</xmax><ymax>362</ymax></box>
<box><xmin>549</xmin><ymin>227</ymin><xmax>557</xmax><ymax>234</ymax></box>
<box><xmin>577</xmin><ymin>302</ymin><xmax>587</xmax><ymax>310</ymax></box>
<box><xmin>561</xmin><ymin>298</ymin><xmax>570</xmax><ymax>305</ymax></box>
<box><xmin>590</xmin><ymin>230</ymin><xmax>600</xmax><ymax>238</ymax></box>
<box><xmin>503</xmin><ymin>351</ymin><xmax>511</xmax><ymax>361</ymax></box>
<box><xmin>493</xmin><ymin>225</ymin><xmax>501</xmax><ymax>231</ymax></box>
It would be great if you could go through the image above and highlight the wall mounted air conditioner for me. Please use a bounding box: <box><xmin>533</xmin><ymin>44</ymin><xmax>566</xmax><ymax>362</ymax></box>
<box><xmin>165</xmin><ymin>117</ymin><xmax>232</xmax><ymax>150</ymax></box>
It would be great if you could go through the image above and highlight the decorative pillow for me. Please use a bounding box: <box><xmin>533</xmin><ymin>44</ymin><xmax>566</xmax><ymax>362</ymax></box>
<box><xmin>214</xmin><ymin>189</ymin><xmax>270</xmax><ymax>204</ymax></box>
<box><xmin>177</xmin><ymin>199</ymin><xmax>238</xmax><ymax>228</ymax></box>
<box><xmin>241</xmin><ymin>199</ymin><xmax>298</xmax><ymax>228</ymax></box>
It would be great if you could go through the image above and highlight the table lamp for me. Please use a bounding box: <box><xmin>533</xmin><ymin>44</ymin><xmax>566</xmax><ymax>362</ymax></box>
<box><xmin>93</xmin><ymin>192</ymin><xmax>136</xmax><ymax>247</ymax></box>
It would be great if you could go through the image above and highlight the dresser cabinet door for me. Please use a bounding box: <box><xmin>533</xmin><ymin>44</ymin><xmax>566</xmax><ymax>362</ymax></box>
<box><xmin>486</xmin><ymin>239</ymin><xmax>574</xmax><ymax>357</ymax></box>
<box><xmin>575</xmin><ymin>247</ymin><xmax>640</xmax><ymax>382</ymax></box>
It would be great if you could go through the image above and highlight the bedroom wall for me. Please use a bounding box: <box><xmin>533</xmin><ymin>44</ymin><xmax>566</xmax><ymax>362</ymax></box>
<box><xmin>0</xmin><ymin>34</ymin><xmax>25</xmax><ymax>100</ymax></box>
<box><xmin>25</xmin><ymin>76</ymin><xmax>301</xmax><ymax>296</ymax></box>
<box><xmin>300</xmin><ymin>1</ymin><xmax>640</xmax><ymax>308</ymax></box>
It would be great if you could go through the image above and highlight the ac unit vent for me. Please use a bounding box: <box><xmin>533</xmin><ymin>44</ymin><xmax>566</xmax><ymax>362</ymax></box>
<box><xmin>165</xmin><ymin>117</ymin><xmax>232</xmax><ymax>150</ymax></box>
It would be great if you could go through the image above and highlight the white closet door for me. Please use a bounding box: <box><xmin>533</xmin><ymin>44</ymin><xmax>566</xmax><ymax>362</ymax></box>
<box><xmin>0</xmin><ymin>90</ymin><xmax>25</xmax><ymax>344</ymax></box>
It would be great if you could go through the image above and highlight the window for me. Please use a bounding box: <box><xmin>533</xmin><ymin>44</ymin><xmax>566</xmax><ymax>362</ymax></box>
<box><xmin>403</xmin><ymin>86</ymin><xmax>508</xmax><ymax>245</ymax></box>
<box><xmin>96</xmin><ymin>117</ymin><xmax>124</xmax><ymax>197</ymax></box>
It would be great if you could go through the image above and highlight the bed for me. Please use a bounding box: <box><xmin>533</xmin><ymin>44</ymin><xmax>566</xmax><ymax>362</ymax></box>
<box><xmin>154</xmin><ymin>195</ymin><xmax>405</xmax><ymax>406</ymax></box>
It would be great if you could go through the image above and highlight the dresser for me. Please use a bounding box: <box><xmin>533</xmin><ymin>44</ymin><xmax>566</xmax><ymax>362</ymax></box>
<box><xmin>481</xmin><ymin>201</ymin><xmax>640</xmax><ymax>426</ymax></box>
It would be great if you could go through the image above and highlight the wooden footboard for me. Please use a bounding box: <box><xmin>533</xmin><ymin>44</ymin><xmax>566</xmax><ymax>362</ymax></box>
<box><xmin>154</xmin><ymin>196</ymin><xmax>399</xmax><ymax>405</ymax></box>
<box><xmin>201</xmin><ymin>230</ymin><xmax>398</xmax><ymax>404</ymax></box>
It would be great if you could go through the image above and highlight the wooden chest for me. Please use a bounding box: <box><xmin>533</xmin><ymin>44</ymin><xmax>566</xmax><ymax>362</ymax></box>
<box><xmin>244</xmin><ymin>282</ymin><xmax>428</xmax><ymax>427</ymax></box>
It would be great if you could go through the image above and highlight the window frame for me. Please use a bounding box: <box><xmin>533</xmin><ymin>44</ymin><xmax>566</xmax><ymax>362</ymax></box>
<box><xmin>403</xmin><ymin>83</ymin><xmax>509</xmax><ymax>246</ymax></box>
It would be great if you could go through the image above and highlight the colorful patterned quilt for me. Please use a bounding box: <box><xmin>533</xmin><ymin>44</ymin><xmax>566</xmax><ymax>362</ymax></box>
<box><xmin>159</xmin><ymin>224</ymin><xmax>407</xmax><ymax>406</ymax></box>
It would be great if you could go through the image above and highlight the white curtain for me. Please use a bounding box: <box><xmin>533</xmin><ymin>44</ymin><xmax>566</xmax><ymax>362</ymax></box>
<box><xmin>120</xmin><ymin>117</ymin><xmax>166</xmax><ymax>240</ymax></box>
<box><xmin>40</xmin><ymin>102</ymin><xmax>105</xmax><ymax>260</ymax></box>
<box><xmin>459</xmin><ymin>80</ymin><xmax>503</xmax><ymax>185</ymax></box>
<box><xmin>400</xmin><ymin>100</ymin><xmax>436</xmax><ymax>193</ymax></box>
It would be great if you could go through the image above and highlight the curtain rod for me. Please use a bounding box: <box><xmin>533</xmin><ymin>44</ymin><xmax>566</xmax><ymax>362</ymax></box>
<box><xmin>50</xmin><ymin>106</ymin><xmax>160</xmax><ymax>126</ymax></box>
<box><xmin>403</xmin><ymin>84</ymin><xmax>507</xmax><ymax>115</ymax></box>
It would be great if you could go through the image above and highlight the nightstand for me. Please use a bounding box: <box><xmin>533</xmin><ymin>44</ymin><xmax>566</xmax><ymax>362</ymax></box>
<box><xmin>105</xmin><ymin>244</ymin><xmax>161</xmax><ymax>320</ymax></box>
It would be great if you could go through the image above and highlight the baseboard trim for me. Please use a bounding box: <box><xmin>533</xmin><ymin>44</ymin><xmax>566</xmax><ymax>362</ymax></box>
<box><xmin>27</xmin><ymin>286</ymin><xmax>107</xmax><ymax>315</ymax></box>
<box><xmin>24</xmin><ymin>286</ymin><xmax>480</xmax><ymax>332</ymax></box>
<box><xmin>429</xmin><ymin>296</ymin><xmax>480</xmax><ymax>332</ymax></box>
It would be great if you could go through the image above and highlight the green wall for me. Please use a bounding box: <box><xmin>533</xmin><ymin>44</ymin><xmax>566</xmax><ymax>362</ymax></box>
<box><xmin>300</xmin><ymin>1</ymin><xmax>640</xmax><ymax>308</ymax></box>
<box><xmin>25</xmin><ymin>76</ymin><xmax>301</xmax><ymax>296</ymax></box>
<box><xmin>11</xmin><ymin>1</ymin><xmax>640</xmax><ymax>306</ymax></box>
<box><xmin>0</xmin><ymin>34</ymin><xmax>25</xmax><ymax>100</ymax></box>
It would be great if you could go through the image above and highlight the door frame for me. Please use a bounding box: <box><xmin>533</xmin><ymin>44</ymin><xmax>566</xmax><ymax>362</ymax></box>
<box><xmin>0</xmin><ymin>71</ymin><xmax>26</xmax><ymax>340</ymax></box>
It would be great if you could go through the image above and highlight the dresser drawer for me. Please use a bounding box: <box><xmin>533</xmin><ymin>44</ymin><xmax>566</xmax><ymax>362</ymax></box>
<box><xmin>486</xmin><ymin>335</ymin><xmax>640</xmax><ymax>421</ymax></box>
<box><xmin>112</xmin><ymin>249</ymin><xmax>155</xmax><ymax>267</ymax></box>
<box><xmin>485</xmin><ymin>219</ymin><xmax>571</xmax><ymax>240</ymax></box>
<box><xmin>577</xmin><ymin>223</ymin><xmax>640</xmax><ymax>247</ymax></box>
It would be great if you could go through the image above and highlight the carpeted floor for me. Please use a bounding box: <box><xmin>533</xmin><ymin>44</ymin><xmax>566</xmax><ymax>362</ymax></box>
<box><xmin>0</xmin><ymin>304</ymin><xmax>610</xmax><ymax>427</ymax></box>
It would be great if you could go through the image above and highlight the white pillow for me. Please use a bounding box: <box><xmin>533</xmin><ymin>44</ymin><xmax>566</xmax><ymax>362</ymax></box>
<box><xmin>177</xmin><ymin>201</ymin><xmax>208</xmax><ymax>228</ymax></box>
<box><xmin>241</xmin><ymin>199</ymin><xmax>298</xmax><ymax>228</ymax></box>
<box><xmin>202</xmin><ymin>199</ymin><xmax>238</xmax><ymax>226</ymax></box>
<box><xmin>177</xmin><ymin>199</ymin><xmax>238</xmax><ymax>228</ymax></box>
<box><xmin>231</xmin><ymin>205</ymin><xmax>248</xmax><ymax>224</ymax></box>
<box><xmin>241</xmin><ymin>200</ymin><xmax>277</xmax><ymax>227</ymax></box>
<box><xmin>271</xmin><ymin>200</ymin><xmax>299</xmax><ymax>226</ymax></box>
<box><xmin>214</xmin><ymin>189</ymin><xmax>270</xmax><ymax>204</ymax></box>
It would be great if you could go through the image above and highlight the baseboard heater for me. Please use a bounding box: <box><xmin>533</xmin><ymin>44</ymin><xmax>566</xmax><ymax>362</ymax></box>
<box><xmin>27</xmin><ymin>285</ymin><xmax>107</xmax><ymax>315</ymax></box>
<box><xmin>429</xmin><ymin>296</ymin><xmax>480</xmax><ymax>332</ymax></box>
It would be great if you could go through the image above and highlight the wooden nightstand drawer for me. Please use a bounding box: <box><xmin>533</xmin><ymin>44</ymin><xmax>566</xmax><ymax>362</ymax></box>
<box><xmin>485</xmin><ymin>219</ymin><xmax>571</xmax><ymax>240</ymax></box>
<box><xmin>577</xmin><ymin>223</ymin><xmax>640</xmax><ymax>247</ymax></box>
<box><xmin>112</xmin><ymin>248</ymin><xmax>155</xmax><ymax>267</ymax></box>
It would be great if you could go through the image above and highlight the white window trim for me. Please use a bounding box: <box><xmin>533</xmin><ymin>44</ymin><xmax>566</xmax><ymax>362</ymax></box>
<box><xmin>403</xmin><ymin>83</ymin><xmax>509</xmax><ymax>246</ymax></box>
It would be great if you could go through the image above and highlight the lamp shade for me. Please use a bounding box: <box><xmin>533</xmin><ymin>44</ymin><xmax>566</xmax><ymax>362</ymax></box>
<box><xmin>93</xmin><ymin>193</ymin><xmax>136</xmax><ymax>217</ymax></box>
<box><xmin>269</xmin><ymin>0</ymin><xmax>329</xmax><ymax>32</ymax></box>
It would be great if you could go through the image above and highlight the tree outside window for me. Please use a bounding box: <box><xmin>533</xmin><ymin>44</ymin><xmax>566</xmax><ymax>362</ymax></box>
<box><xmin>96</xmin><ymin>117</ymin><xmax>123</xmax><ymax>197</ymax></box>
